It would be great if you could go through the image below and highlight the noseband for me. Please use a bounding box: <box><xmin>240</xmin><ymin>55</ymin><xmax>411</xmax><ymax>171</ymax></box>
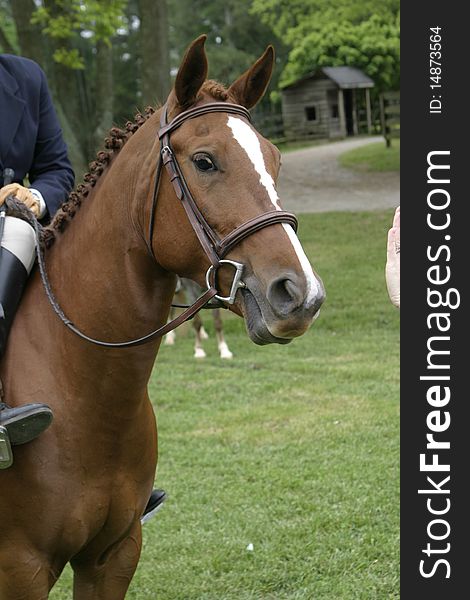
<box><xmin>31</xmin><ymin>102</ymin><xmax>298</xmax><ymax>348</ymax></box>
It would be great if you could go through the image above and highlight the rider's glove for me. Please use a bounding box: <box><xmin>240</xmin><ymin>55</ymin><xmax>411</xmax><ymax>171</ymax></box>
<box><xmin>0</xmin><ymin>183</ymin><xmax>42</xmax><ymax>217</ymax></box>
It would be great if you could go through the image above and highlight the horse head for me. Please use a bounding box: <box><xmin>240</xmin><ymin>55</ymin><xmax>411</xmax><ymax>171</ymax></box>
<box><xmin>148</xmin><ymin>36</ymin><xmax>325</xmax><ymax>345</ymax></box>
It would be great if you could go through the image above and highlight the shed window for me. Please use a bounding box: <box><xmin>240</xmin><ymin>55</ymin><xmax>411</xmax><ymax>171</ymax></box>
<box><xmin>305</xmin><ymin>106</ymin><xmax>317</xmax><ymax>121</ymax></box>
<box><xmin>331</xmin><ymin>104</ymin><xmax>339</xmax><ymax>119</ymax></box>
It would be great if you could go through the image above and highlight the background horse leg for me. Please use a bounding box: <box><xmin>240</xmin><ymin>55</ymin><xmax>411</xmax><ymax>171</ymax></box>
<box><xmin>199</xmin><ymin>323</ymin><xmax>209</xmax><ymax>340</ymax></box>
<box><xmin>164</xmin><ymin>279</ymin><xmax>185</xmax><ymax>346</ymax></box>
<box><xmin>192</xmin><ymin>313</ymin><xmax>206</xmax><ymax>358</ymax></box>
<box><xmin>163</xmin><ymin>305</ymin><xmax>177</xmax><ymax>346</ymax></box>
<box><xmin>213</xmin><ymin>309</ymin><xmax>233</xmax><ymax>359</ymax></box>
<box><xmin>71</xmin><ymin>523</ymin><xmax>142</xmax><ymax>600</ymax></box>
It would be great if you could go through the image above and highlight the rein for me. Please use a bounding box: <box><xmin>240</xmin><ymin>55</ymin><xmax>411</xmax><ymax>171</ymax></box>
<box><xmin>15</xmin><ymin>101</ymin><xmax>298</xmax><ymax>348</ymax></box>
<box><xmin>5</xmin><ymin>198</ymin><xmax>216</xmax><ymax>349</ymax></box>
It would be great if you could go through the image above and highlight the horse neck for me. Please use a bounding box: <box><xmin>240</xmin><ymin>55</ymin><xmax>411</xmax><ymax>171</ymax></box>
<box><xmin>33</xmin><ymin>120</ymin><xmax>174</xmax><ymax>388</ymax></box>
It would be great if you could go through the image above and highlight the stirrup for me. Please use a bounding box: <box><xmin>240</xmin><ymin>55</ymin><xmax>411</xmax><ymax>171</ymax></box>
<box><xmin>0</xmin><ymin>402</ymin><xmax>53</xmax><ymax>445</ymax></box>
<box><xmin>0</xmin><ymin>425</ymin><xmax>13</xmax><ymax>469</ymax></box>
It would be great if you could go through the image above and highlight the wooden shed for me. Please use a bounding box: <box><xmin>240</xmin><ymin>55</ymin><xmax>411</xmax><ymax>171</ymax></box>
<box><xmin>281</xmin><ymin>67</ymin><xmax>374</xmax><ymax>139</ymax></box>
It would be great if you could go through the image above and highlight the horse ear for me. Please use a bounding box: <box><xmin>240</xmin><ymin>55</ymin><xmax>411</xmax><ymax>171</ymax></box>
<box><xmin>174</xmin><ymin>35</ymin><xmax>208</xmax><ymax>109</ymax></box>
<box><xmin>228</xmin><ymin>46</ymin><xmax>275</xmax><ymax>109</ymax></box>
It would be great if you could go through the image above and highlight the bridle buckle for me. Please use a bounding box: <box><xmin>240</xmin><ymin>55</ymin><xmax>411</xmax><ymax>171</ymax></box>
<box><xmin>205</xmin><ymin>260</ymin><xmax>245</xmax><ymax>305</ymax></box>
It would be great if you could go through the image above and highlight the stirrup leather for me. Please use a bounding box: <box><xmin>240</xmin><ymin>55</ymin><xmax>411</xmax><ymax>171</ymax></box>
<box><xmin>0</xmin><ymin>425</ymin><xmax>13</xmax><ymax>469</ymax></box>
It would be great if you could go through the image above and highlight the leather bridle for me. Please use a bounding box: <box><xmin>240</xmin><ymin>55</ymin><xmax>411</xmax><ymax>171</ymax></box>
<box><xmin>150</xmin><ymin>101</ymin><xmax>298</xmax><ymax>303</ymax></box>
<box><xmin>30</xmin><ymin>101</ymin><xmax>299</xmax><ymax>348</ymax></box>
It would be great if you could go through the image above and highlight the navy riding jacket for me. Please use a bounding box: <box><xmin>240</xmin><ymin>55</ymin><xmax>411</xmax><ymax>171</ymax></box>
<box><xmin>0</xmin><ymin>54</ymin><xmax>74</xmax><ymax>218</ymax></box>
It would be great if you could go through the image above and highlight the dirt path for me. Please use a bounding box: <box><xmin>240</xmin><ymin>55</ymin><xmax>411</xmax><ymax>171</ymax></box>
<box><xmin>278</xmin><ymin>136</ymin><xmax>399</xmax><ymax>213</ymax></box>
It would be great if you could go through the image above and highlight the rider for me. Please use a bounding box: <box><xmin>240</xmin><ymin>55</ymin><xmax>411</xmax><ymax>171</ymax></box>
<box><xmin>0</xmin><ymin>54</ymin><xmax>166</xmax><ymax>516</ymax></box>
<box><xmin>0</xmin><ymin>53</ymin><xmax>74</xmax><ymax>454</ymax></box>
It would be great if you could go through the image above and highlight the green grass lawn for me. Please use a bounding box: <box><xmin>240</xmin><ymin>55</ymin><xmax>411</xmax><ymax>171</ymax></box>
<box><xmin>339</xmin><ymin>141</ymin><xmax>400</xmax><ymax>172</ymax></box>
<box><xmin>51</xmin><ymin>211</ymin><xmax>399</xmax><ymax>599</ymax></box>
<box><xmin>275</xmin><ymin>139</ymin><xmax>331</xmax><ymax>153</ymax></box>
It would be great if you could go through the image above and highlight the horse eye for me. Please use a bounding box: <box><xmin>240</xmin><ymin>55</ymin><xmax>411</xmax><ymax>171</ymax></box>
<box><xmin>193</xmin><ymin>154</ymin><xmax>217</xmax><ymax>172</ymax></box>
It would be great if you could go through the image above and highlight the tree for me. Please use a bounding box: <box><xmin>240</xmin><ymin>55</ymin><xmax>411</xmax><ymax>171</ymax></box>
<box><xmin>0</xmin><ymin>0</ymin><xmax>16</xmax><ymax>54</ymax></box>
<box><xmin>1</xmin><ymin>1</ymin><xmax>128</xmax><ymax>175</ymax></box>
<box><xmin>166</xmin><ymin>0</ymin><xmax>288</xmax><ymax>114</ymax></box>
<box><xmin>3</xmin><ymin>0</ymin><xmax>172</xmax><ymax>174</ymax></box>
<box><xmin>281</xmin><ymin>15</ymin><xmax>400</xmax><ymax>92</ymax></box>
<box><xmin>35</xmin><ymin>0</ymin><xmax>127</xmax><ymax>164</ymax></box>
<box><xmin>252</xmin><ymin>0</ymin><xmax>400</xmax><ymax>92</ymax></box>
<box><xmin>138</xmin><ymin>0</ymin><xmax>171</xmax><ymax>106</ymax></box>
<box><xmin>8</xmin><ymin>0</ymin><xmax>44</xmax><ymax>63</ymax></box>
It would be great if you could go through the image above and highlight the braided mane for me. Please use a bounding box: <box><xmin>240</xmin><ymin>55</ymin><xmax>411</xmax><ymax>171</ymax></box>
<box><xmin>43</xmin><ymin>106</ymin><xmax>155</xmax><ymax>248</ymax></box>
<box><xmin>43</xmin><ymin>80</ymin><xmax>231</xmax><ymax>249</ymax></box>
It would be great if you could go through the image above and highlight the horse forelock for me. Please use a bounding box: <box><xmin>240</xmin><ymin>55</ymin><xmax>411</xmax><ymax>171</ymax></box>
<box><xmin>201</xmin><ymin>80</ymin><xmax>230</xmax><ymax>102</ymax></box>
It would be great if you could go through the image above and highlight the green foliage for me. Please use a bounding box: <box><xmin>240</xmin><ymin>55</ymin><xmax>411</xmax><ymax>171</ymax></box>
<box><xmin>282</xmin><ymin>15</ymin><xmax>400</xmax><ymax>91</ymax></box>
<box><xmin>0</xmin><ymin>0</ymin><xmax>18</xmax><ymax>53</ymax></box>
<box><xmin>252</xmin><ymin>0</ymin><xmax>399</xmax><ymax>39</ymax></box>
<box><xmin>51</xmin><ymin>46</ymin><xmax>83</xmax><ymax>69</ymax></box>
<box><xmin>252</xmin><ymin>0</ymin><xmax>400</xmax><ymax>92</ymax></box>
<box><xmin>167</xmin><ymin>0</ymin><xmax>289</xmax><ymax>108</ymax></box>
<box><xmin>31</xmin><ymin>0</ymin><xmax>126</xmax><ymax>68</ymax></box>
<box><xmin>251</xmin><ymin>0</ymin><xmax>319</xmax><ymax>39</ymax></box>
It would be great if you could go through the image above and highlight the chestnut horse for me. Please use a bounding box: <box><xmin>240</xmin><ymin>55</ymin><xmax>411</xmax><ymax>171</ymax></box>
<box><xmin>0</xmin><ymin>36</ymin><xmax>324</xmax><ymax>598</ymax></box>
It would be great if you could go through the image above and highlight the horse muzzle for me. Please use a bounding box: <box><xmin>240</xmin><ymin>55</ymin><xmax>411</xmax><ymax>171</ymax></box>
<box><xmin>240</xmin><ymin>272</ymin><xmax>325</xmax><ymax>345</ymax></box>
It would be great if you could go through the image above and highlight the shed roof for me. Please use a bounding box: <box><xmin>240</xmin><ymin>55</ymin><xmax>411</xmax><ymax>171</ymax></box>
<box><xmin>282</xmin><ymin>66</ymin><xmax>374</xmax><ymax>90</ymax></box>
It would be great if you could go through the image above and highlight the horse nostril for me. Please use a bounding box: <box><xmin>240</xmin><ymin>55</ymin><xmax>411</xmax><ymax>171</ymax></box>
<box><xmin>267</xmin><ymin>275</ymin><xmax>305</xmax><ymax>317</ymax></box>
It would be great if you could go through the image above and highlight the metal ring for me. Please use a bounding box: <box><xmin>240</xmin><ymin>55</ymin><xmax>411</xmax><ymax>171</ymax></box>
<box><xmin>205</xmin><ymin>259</ymin><xmax>245</xmax><ymax>304</ymax></box>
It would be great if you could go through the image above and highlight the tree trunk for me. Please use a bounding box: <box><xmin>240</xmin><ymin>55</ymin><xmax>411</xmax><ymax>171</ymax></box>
<box><xmin>41</xmin><ymin>0</ymin><xmax>89</xmax><ymax>174</ymax></box>
<box><xmin>54</xmin><ymin>102</ymin><xmax>88</xmax><ymax>181</ymax></box>
<box><xmin>138</xmin><ymin>0</ymin><xmax>171</xmax><ymax>107</ymax></box>
<box><xmin>10</xmin><ymin>0</ymin><xmax>44</xmax><ymax>65</ymax></box>
<box><xmin>0</xmin><ymin>25</ymin><xmax>15</xmax><ymax>54</ymax></box>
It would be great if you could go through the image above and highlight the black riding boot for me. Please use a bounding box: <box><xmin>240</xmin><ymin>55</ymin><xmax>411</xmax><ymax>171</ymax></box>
<box><xmin>141</xmin><ymin>489</ymin><xmax>167</xmax><ymax>524</ymax></box>
<box><xmin>0</xmin><ymin>216</ymin><xmax>53</xmax><ymax>469</ymax></box>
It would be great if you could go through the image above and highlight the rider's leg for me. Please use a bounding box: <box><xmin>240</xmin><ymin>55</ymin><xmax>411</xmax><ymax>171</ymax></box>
<box><xmin>0</xmin><ymin>216</ymin><xmax>53</xmax><ymax>462</ymax></box>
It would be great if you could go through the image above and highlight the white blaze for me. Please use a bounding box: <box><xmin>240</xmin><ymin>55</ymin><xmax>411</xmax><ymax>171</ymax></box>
<box><xmin>227</xmin><ymin>116</ymin><xmax>320</xmax><ymax>304</ymax></box>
